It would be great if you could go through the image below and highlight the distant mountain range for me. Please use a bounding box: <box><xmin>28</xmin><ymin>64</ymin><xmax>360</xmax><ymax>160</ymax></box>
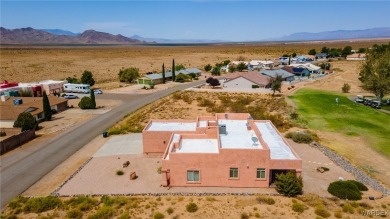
<box><xmin>0</xmin><ymin>27</ymin><xmax>144</xmax><ymax>44</ymax></box>
<box><xmin>40</xmin><ymin>29</ymin><xmax>79</xmax><ymax>36</ymax></box>
<box><xmin>1</xmin><ymin>27</ymin><xmax>389</xmax><ymax>44</ymax></box>
<box><xmin>273</xmin><ymin>27</ymin><xmax>390</xmax><ymax>41</ymax></box>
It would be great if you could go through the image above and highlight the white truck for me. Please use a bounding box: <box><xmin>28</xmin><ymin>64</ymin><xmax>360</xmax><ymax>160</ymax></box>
<box><xmin>63</xmin><ymin>83</ymin><xmax>90</xmax><ymax>93</ymax></box>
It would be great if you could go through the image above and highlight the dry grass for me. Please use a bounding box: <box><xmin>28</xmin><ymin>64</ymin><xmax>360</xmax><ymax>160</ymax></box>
<box><xmin>2</xmin><ymin>194</ymin><xmax>389</xmax><ymax>219</ymax></box>
<box><xmin>108</xmin><ymin>91</ymin><xmax>293</xmax><ymax>134</ymax></box>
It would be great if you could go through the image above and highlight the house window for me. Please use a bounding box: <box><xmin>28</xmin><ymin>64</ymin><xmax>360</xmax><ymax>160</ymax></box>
<box><xmin>229</xmin><ymin>168</ymin><xmax>239</xmax><ymax>178</ymax></box>
<box><xmin>187</xmin><ymin>170</ymin><xmax>200</xmax><ymax>182</ymax></box>
<box><xmin>256</xmin><ymin>168</ymin><xmax>266</xmax><ymax>179</ymax></box>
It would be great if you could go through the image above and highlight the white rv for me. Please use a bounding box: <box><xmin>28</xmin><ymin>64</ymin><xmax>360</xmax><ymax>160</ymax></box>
<box><xmin>63</xmin><ymin>83</ymin><xmax>91</xmax><ymax>93</ymax></box>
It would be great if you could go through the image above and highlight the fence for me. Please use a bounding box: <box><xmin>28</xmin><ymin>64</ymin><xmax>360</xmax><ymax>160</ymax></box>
<box><xmin>0</xmin><ymin>129</ymin><xmax>35</xmax><ymax>155</ymax></box>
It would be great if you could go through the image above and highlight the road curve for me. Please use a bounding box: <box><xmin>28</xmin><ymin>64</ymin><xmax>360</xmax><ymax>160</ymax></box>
<box><xmin>0</xmin><ymin>81</ymin><xmax>205</xmax><ymax>208</ymax></box>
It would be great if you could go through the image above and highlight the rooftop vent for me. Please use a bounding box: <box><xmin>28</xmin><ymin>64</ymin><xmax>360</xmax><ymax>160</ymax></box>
<box><xmin>224</xmin><ymin>114</ymin><xmax>228</xmax><ymax>119</ymax></box>
<box><xmin>246</xmin><ymin>122</ymin><xmax>251</xmax><ymax>130</ymax></box>
<box><xmin>219</xmin><ymin>124</ymin><xmax>227</xmax><ymax>135</ymax></box>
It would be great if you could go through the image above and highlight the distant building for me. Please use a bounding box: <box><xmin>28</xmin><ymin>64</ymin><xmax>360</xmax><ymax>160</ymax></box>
<box><xmin>248</xmin><ymin>60</ymin><xmax>274</xmax><ymax>70</ymax></box>
<box><xmin>315</xmin><ymin>53</ymin><xmax>328</xmax><ymax>59</ymax></box>
<box><xmin>142</xmin><ymin>113</ymin><xmax>302</xmax><ymax>188</ymax></box>
<box><xmin>39</xmin><ymin>80</ymin><xmax>67</xmax><ymax>94</ymax></box>
<box><xmin>137</xmin><ymin>68</ymin><xmax>202</xmax><ymax>85</ymax></box>
<box><xmin>289</xmin><ymin>63</ymin><xmax>322</xmax><ymax>74</ymax></box>
<box><xmin>282</xmin><ymin>66</ymin><xmax>311</xmax><ymax>77</ymax></box>
<box><xmin>346</xmin><ymin>53</ymin><xmax>366</xmax><ymax>61</ymax></box>
<box><xmin>224</xmin><ymin>71</ymin><xmax>271</xmax><ymax>89</ymax></box>
<box><xmin>260</xmin><ymin>69</ymin><xmax>295</xmax><ymax>82</ymax></box>
<box><xmin>0</xmin><ymin>96</ymin><xmax>68</xmax><ymax>128</ymax></box>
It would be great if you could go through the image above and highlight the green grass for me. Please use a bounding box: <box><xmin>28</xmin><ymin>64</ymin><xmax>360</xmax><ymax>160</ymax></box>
<box><xmin>289</xmin><ymin>89</ymin><xmax>390</xmax><ymax>157</ymax></box>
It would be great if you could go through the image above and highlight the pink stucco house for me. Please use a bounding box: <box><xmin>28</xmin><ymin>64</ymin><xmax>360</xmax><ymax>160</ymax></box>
<box><xmin>142</xmin><ymin>113</ymin><xmax>302</xmax><ymax>188</ymax></box>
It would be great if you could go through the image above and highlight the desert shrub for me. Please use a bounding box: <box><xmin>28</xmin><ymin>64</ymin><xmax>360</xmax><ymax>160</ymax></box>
<box><xmin>290</xmin><ymin>112</ymin><xmax>299</xmax><ymax>120</ymax></box>
<box><xmin>298</xmin><ymin>194</ymin><xmax>324</xmax><ymax>207</ymax></box>
<box><xmin>175</xmin><ymin>74</ymin><xmax>191</xmax><ymax>83</ymax></box>
<box><xmin>292</xmin><ymin>202</ymin><xmax>305</xmax><ymax>213</ymax></box>
<box><xmin>360</xmin><ymin>202</ymin><xmax>373</xmax><ymax>209</ymax></box>
<box><xmin>23</xmin><ymin>196</ymin><xmax>62</xmax><ymax>213</ymax></box>
<box><xmin>166</xmin><ymin>207</ymin><xmax>174</xmax><ymax>215</ymax></box>
<box><xmin>347</xmin><ymin>180</ymin><xmax>368</xmax><ymax>191</ymax></box>
<box><xmin>87</xmin><ymin>206</ymin><xmax>114</xmax><ymax>219</ymax></box>
<box><xmin>256</xmin><ymin>196</ymin><xmax>275</xmax><ymax>205</ymax></box>
<box><xmin>117</xmin><ymin>212</ymin><xmax>130</xmax><ymax>219</ymax></box>
<box><xmin>315</xmin><ymin>205</ymin><xmax>331</xmax><ymax>218</ymax></box>
<box><xmin>275</xmin><ymin>172</ymin><xmax>303</xmax><ymax>197</ymax></box>
<box><xmin>327</xmin><ymin>181</ymin><xmax>362</xmax><ymax>200</ymax></box>
<box><xmin>285</xmin><ymin>131</ymin><xmax>313</xmax><ymax>143</ymax></box>
<box><xmin>116</xmin><ymin>170</ymin><xmax>124</xmax><ymax>175</ymax></box>
<box><xmin>153</xmin><ymin>211</ymin><xmax>165</xmax><ymax>219</ymax></box>
<box><xmin>254</xmin><ymin>212</ymin><xmax>260</xmax><ymax>218</ymax></box>
<box><xmin>206</xmin><ymin>197</ymin><xmax>216</xmax><ymax>202</ymax></box>
<box><xmin>78</xmin><ymin>96</ymin><xmax>94</xmax><ymax>109</ymax></box>
<box><xmin>101</xmin><ymin>196</ymin><xmax>114</xmax><ymax>206</ymax></box>
<box><xmin>157</xmin><ymin>166</ymin><xmax>162</xmax><ymax>174</ymax></box>
<box><xmin>197</xmin><ymin>98</ymin><xmax>215</xmax><ymax>108</ymax></box>
<box><xmin>321</xmin><ymin>167</ymin><xmax>330</xmax><ymax>172</ymax></box>
<box><xmin>65</xmin><ymin>195</ymin><xmax>98</xmax><ymax>211</ymax></box>
<box><xmin>341</xmin><ymin>83</ymin><xmax>351</xmax><ymax>93</ymax></box>
<box><xmin>240</xmin><ymin>212</ymin><xmax>249</xmax><ymax>219</ymax></box>
<box><xmin>66</xmin><ymin>209</ymin><xmax>83</xmax><ymax>219</ymax></box>
<box><xmin>342</xmin><ymin>203</ymin><xmax>354</xmax><ymax>214</ymax></box>
<box><xmin>186</xmin><ymin>202</ymin><xmax>198</xmax><ymax>213</ymax></box>
<box><xmin>334</xmin><ymin>211</ymin><xmax>343</xmax><ymax>218</ymax></box>
<box><xmin>230</xmin><ymin>101</ymin><xmax>246</xmax><ymax>113</ymax></box>
<box><xmin>8</xmin><ymin>196</ymin><xmax>28</xmax><ymax>209</ymax></box>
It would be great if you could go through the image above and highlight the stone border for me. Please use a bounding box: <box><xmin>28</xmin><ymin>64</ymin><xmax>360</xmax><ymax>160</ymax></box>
<box><xmin>309</xmin><ymin>142</ymin><xmax>390</xmax><ymax>196</ymax></box>
<box><xmin>51</xmin><ymin>157</ymin><xmax>93</xmax><ymax>196</ymax></box>
<box><xmin>54</xmin><ymin>192</ymin><xmax>283</xmax><ymax>198</ymax></box>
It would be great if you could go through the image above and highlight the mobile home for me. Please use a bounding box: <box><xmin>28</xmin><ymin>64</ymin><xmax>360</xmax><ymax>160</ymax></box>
<box><xmin>63</xmin><ymin>83</ymin><xmax>91</xmax><ymax>93</ymax></box>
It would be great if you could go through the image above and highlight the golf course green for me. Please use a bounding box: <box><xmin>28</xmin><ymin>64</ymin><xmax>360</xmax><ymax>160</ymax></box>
<box><xmin>289</xmin><ymin>89</ymin><xmax>390</xmax><ymax>157</ymax></box>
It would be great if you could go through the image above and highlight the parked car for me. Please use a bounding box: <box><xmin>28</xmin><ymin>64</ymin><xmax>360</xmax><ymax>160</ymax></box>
<box><xmin>355</xmin><ymin>95</ymin><xmax>364</xmax><ymax>103</ymax></box>
<box><xmin>93</xmin><ymin>89</ymin><xmax>103</xmax><ymax>94</ymax></box>
<box><xmin>371</xmin><ymin>101</ymin><xmax>381</xmax><ymax>109</ymax></box>
<box><xmin>64</xmin><ymin>94</ymin><xmax>79</xmax><ymax>99</ymax></box>
<box><xmin>363</xmin><ymin>99</ymin><xmax>373</xmax><ymax>106</ymax></box>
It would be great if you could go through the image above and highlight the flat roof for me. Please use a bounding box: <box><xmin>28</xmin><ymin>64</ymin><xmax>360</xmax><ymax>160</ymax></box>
<box><xmin>165</xmin><ymin>134</ymin><xmax>181</xmax><ymax>160</ymax></box>
<box><xmin>176</xmin><ymin>139</ymin><xmax>219</xmax><ymax>154</ymax></box>
<box><xmin>198</xmin><ymin>120</ymin><xmax>208</xmax><ymax>127</ymax></box>
<box><xmin>218</xmin><ymin>119</ymin><xmax>262</xmax><ymax>149</ymax></box>
<box><xmin>147</xmin><ymin>121</ymin><xmax>197</xmax><ymax>131</ymax></box>
<box><xmin>255</xmin><ymin>122</ymin><xmax>297</xmax><ymax>160</ymax></box>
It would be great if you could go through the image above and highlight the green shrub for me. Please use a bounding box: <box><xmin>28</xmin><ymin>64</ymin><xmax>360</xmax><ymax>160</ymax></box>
<box><xmin>252</xmin><ymin>84</ymin><xmax>260</xmax><ymax>89</ymax></box>
<box><xmin>315</xmin><ymin>205</ymin><xmax>331</xmax><ymax>218</ymax></box>
<box><xmin>13</xmin><ymin>112</ymin><xmax>37</xmax><ymax>131</ymax></box>
<box><xmin>116</xmin><ymin>170</ymin><xmax>124</xmax><ymax>175</ymax></box>
<box><xmin>327</xmin><ymin>181</ymin><xmax>362</xmax><ymax>200</ymax></box>
<box><xmin>186</xmin><ymin>202</ymin><xmax>198</xmax><ymax>213</ymax></box>
<box><xmin>8</xmin><ymin>196</ymin><xmax>29</xmax><ymax>209</ymax></box>
<box><xmin>275</xmin><ymin>172</ymin><xmax>303</xmax><ymax>197</ymax></box>
<box><xmin>78</xmin><ymin>96</ymin><xmax>94</xmax><ymax>109</ymax></box>
<box><xmin>66</xmin><ymin>209</ymin><xmax>83</xmax><ymax>219</ymax></box>
<box><xmin>65</xmin><ymin>195</ymin><xmax>98</xmax><ymax>210</ymax></box>
<box><xmin>256</xmin><ymin>196</ymin><xmax>275</xmax><ymax>205</ymax></box>
<box><xmin>347</xmin><ymin>180</ymin><xmax>368</xmax><ymax>191</ymax></box>
<box><xmin>0</xmin><ymin>131</ymin><xmax>6</xmax><ymax>137</ymax></box>
<box><xmin>285</xmin><ymin>131</ymin><xmax>314</xmax><ymax>143</ymax></box>
<box><xmin>166</xmin><ymin>207</ymin><xmax>174</xmax><ymax>215</ymax></box>
<box><xmin>342</xmin><ymin>83</ymin><xmax>351</xmax><ymax>93</ymax></box>
<box><xmin>254</xmin><ymin>212</ymin><xmax>260</xmax><ymax>218</ymax></box>
<box><xmin>87</xmin><ymin>206</ymin><xmax>114</xmax><ymax>219</ymax></box>
<box><xmin>153</xmin><ymin>211</ymin><xmax>165</xmax><ymax>219</ymax></box>
<box><xmin>342</xmin><ymin>203</ymin><xmax>354</xmax><ymax>214</ymax></box>
<box><xmin>292</xmin><ymin>202</ymin><xmax>305</xmax><ymax>213</ymax></box>
<box><xmin>23</xmin><ymin>196</ymin><xmax>62</xmax><ymax>213</ymax></box>
<box><xmin>101</xmin><ymin>196</ymin><xmax>114</xmax><ymax>206</ymax></box>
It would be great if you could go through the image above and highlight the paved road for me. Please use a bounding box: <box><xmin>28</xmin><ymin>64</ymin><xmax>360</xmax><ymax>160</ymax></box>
<box><xmin>0</xmin><ymin>81</ymin><xmax>205</xmax><ymax>208</ymax></box>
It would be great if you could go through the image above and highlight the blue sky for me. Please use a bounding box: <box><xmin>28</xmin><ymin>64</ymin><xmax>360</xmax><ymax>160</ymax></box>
<box><xmin>1</xmin><ymin>1</ymin><xmax>390</xmax><ymax>41</ymax></box>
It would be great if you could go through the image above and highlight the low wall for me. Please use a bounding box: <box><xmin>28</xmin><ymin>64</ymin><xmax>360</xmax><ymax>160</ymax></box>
<box><xmin>0</xmin><ymin>129</ymin><xmax>35</xmax><ymax>155</ymax></box>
